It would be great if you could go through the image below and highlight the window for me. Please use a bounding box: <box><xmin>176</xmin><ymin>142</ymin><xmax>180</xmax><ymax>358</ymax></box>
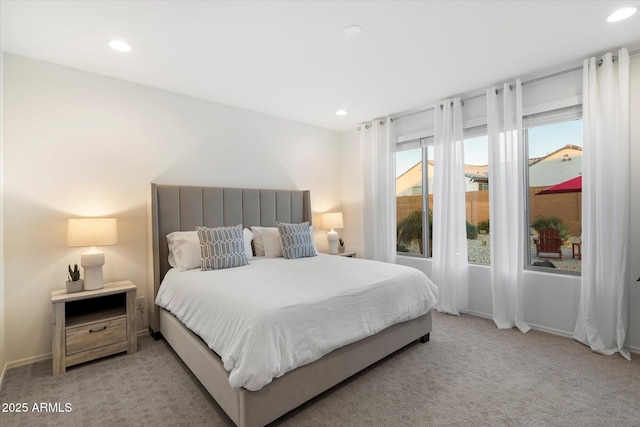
<box><xmin>396</xmin><ymin>134</ymin><xmax>490</xmax><ymax>265</ymax></box>
<box><xmin>396</xmin><ymin>112</ymin><xmax>582</xmax><ymax>273</ymax></box>
<box><xmin>395</xmin><ymin>141</ymin><xmax>434</xmax><ymax>257</ymax></box>
<box><xmin>464</xmin><ymin>135</ymin><xmax>490</xmax><ymax>265</ymax></box>
<box><xmin>525</xmin><ymin>117</ymin><xmax>582</xmax><ymax>273</ymax></box>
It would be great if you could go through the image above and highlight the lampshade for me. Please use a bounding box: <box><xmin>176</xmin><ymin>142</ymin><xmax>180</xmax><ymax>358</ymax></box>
<box><xmin>67</xmin><ymin>218</ymin><xmax>118</xmax><ymax>247</ymax></box>
<box><xmin>322</xmin><ymin>212</ymin><xmax>344</xmax><ymax>230</ymax></box>
<box><xmin>67</xmin><ymin>218</ymin><xmax>117</xmax><ymax>291</ymax></box>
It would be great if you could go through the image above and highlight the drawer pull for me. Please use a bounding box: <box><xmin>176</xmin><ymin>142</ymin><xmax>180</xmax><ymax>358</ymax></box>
<box><xmin>89</xmin><ymin>326</ymin><xmax>107</xmax><ymax>333</ymax></box>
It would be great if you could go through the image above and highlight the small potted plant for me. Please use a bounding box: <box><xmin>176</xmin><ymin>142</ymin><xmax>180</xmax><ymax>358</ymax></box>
<box><xmin>338</xmin><ymin>237</ymin><xmax>345</xmax><ymax>253</ymax></box>
<box><xmin>66</xmin><ymin>264</ymin><xmax>83</xmax><ymax>293</ymax></box>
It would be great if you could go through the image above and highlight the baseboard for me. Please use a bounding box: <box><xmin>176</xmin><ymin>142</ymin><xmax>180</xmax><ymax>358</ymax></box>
<box><xmin>466</xmin><ymin>310</ymin><xmax>639</xmax><ymax>355</ymax></box>
<box><xmin>3</xmin><ymin>332</ymin><xmax>149</xmax><ymax>379</ymax></box>
<box><xmin>526</xmin><ymin>322</ymin><xmax>574</xmax><ymax>338</ymax></box>
<box><xmin>467</xmin><ymin>310</ymin><xmax>573</xmax><ymax>337</ymax></box>
<box><xmin>466</xmin><ymin>309</ymin><xmax>491</xmax><ymax>320</ymax></box>
<box><xmin>0</xmin><ymin>362</ymin><xmax>7</xmax><ymax>392</ymax></box>
<box><xmin>628</xmin><ymin>344</ymin><xmax>640</xmax><ymax>355</ymax></box>
<box><xmin>137</xmin><ymin>328</ymin><xmax>150</xmax><ymax>337</ymax></box>
<box><xmin>5</xmin><ymin>352</ymin><xmax>52</xmax><ymax>371</ymax></box>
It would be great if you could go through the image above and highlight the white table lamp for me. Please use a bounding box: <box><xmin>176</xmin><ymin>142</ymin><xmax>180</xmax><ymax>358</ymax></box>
<box><xmin>67</xmin><ymin>218</ymin><xmax>118</xmax><ymax>290</ymax></box>
<box><xmin>322</xmin><ymin>212</ymin><xmax>344</xmax><ymax>255</ymax></box>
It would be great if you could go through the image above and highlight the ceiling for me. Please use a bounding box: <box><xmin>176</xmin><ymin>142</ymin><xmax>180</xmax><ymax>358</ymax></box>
<box><xmin>1</xmin><ymin>1</ymin><xmax>639</xmax><ymax>131</ymax></box>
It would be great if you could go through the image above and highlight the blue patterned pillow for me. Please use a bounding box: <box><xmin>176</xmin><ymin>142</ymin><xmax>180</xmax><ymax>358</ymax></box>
<box><xmin>196</xmin><ymin>225</ymin><xmax>248</xmax><ymax>270</ymax></box>
<box><xmin>276</xmin><ymin>222</ymin><xmax>317</xmax><ymax>259</ymax></box>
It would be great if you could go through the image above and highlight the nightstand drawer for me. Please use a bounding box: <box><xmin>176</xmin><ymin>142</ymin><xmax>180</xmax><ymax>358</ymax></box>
<box><xmin>66</xmin><ymin>317</ymin><xmax>127</xmax><ymax>355</ymax></box>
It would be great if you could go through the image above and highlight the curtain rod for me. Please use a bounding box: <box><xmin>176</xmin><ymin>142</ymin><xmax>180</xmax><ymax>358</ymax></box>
<box><xmin>390</xmin><ymin>48</ymin><xmax>640</xmax><ymax>121</ymax></box>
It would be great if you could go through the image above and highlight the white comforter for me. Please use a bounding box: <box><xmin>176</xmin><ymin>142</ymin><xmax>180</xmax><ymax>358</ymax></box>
<box><xmin>155</xmin><ymin>254</ymin><xmax>437</xmax><ymax>391</ymax></box>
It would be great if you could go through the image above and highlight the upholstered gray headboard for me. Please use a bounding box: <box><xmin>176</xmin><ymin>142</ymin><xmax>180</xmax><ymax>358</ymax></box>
<box><xmin>147</xmin><ymin>183</ymin><xmax>312</xmax><ymax>334</ymax></box>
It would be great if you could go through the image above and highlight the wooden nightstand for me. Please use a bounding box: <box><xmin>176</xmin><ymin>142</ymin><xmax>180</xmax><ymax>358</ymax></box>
<box><xmin>335</xmin><ymin>251</ymin><xmax>356</xmax><ymax>258</ymax></box>
<box><xmin>51</xmin><ymin>280</ymin><xmax>137</xmax><ymax>375</ymax></box>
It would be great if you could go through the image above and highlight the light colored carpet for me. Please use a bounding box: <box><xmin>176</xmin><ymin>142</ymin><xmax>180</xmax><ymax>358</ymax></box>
<box><xmin>1</xmin><ymin>312</ymin><xmax>639</xmax><ymax>426</ymax></box>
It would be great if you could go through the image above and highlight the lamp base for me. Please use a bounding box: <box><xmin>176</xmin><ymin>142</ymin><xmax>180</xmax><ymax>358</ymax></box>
<box><xmin>327</xmin><ymin>229</ymin><xmax>339</xmax><ymax>255</ymax></box>
<box><xmin>81</xmin><ymin>248</ymin><xmax>105</xmax><ymax>290</ymax></box>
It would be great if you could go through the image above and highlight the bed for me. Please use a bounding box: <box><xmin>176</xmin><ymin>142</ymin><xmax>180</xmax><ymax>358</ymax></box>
<box><xmin>147</xmin><ymin>184</ymin><xmax>435</xmax><ymax>427</ymax></box>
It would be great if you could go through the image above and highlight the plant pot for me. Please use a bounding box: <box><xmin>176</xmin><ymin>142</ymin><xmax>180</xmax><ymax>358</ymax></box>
<box><xmin>338</xmin><ymin>246</ymin><xmax>345</xmax><ymax>253</ymax></box>
<box><xmin>66</xmin><ymin>279</ymin><xmax>83</xmax><ymax>293</ymax></box>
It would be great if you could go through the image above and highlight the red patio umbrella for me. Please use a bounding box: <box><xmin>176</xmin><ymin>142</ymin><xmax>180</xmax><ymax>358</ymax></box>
<box><xmin>536</xmin><ymin>175</ymin><xmax>582</xmax><ymax>195</ymax></box>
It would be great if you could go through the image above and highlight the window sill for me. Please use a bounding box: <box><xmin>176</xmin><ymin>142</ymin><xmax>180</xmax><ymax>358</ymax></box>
<box><xmin>396</xmin><ymin>254</ymin><xmax>491</xmax><ymax>268</ymax></box>
<box><xmin>525</xmin><ymin>266</ymin><xmax>581</xmax><ymax>277</ymax></box>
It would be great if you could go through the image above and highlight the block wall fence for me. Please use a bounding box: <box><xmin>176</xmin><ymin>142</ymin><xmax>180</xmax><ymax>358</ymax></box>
<box><xmin>397</xmin><ymin>188</ymin><xmax>581</xmax><ymax>236</ymax></box>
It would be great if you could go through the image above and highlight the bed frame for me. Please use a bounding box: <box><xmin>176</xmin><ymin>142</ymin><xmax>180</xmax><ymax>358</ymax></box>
<box><xmin>148</xmin><ymin>183</ymin><xmax>432</xmax><ymax>427</ymax></box>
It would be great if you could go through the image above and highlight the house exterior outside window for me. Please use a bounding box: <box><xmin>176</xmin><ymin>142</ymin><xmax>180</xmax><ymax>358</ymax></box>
<box><xmin>526</xmin><ymin>119</ymin><xmax>583</xmax><ymax>273</ymax></box>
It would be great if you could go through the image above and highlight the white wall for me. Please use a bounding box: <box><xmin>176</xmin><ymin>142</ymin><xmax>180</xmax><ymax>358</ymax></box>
<box><xmin>347</xmin><ymin>53</ymin><xmax>640</xmax><ymax>352</ymax></box>
<box><xmin>340</xmin><ymin>128</ymin><xmax>363</xmax><ymax>256</ymax></box>
<box><xmin>1</xmin><ymin>54</ymin><xmax>342</xmax><ymax>365</ymax></box>
<box><xmin>0</xmin><ymin>49</ymin><xmax>6</xmax><ymax>385</ymax></box>
<box><xmin>627</xmin><ymin>52</ymin><xmax>640</xmax><ymax>351</ymax></box>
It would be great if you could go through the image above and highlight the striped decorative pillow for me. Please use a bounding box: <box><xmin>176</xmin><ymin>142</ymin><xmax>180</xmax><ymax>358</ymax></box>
<box><xmin>276</xmin><ymin>222</ymin><xmax>317</xmax><ymax>259</ymax></box>
<box><xmin>196</xmin><ymin>225</ymin><xmax>248</xmax><ymax>270</ymax></box>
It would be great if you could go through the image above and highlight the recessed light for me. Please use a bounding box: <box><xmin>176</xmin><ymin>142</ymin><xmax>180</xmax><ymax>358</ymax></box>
<box><xmin>344</xmin><ymin>25</ymin><xmax>362</xmax><ymax>37</ymax></box>
<box><xmin>109</xmin><ymin>40</ymin><xmax>132</xmax><ymax>52</ymax></box>
<box><xmin>607</xmin><ymin>7</ymin><xmax>637</xmax><ymax>22</ymax></box>
<box><xmin>336</xmin><ymin>110</ymin><xmax>348</xmax><ymax>116</ymax></box>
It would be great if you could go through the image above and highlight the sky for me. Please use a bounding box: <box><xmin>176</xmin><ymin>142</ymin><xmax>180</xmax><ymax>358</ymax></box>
<box><xmin>396</xmin><ymin>119</ymin><xmax>583</xmax><ymax>177</ymax></box>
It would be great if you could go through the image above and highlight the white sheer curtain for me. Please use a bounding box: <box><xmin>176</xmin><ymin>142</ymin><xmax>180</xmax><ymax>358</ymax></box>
<box><xmin>487</xmin><ymin>81</ymin><xmax>530</xmax><ymax>333</ymax></box>
<box><xmin>574</xmin><ymin>48</ymin><xmax>631</xmax><ymax>360</ymax></box>
<box><xmin>432</xmin><ymin>99</ymin><xmax>468</xmax><ymax>315</ymax></box>
<box><xmin>360</xmin><ymin>118</ymin><xmax>396</xmax><ymax>263</ymax></box>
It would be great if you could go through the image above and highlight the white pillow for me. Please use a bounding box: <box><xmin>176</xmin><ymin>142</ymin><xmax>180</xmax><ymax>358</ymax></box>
<box><xmin>250</xmin><ymin>226</ymin><xmax>268</xmax><ymax>256</ymax></box>
<box><xmin>167</xmin><ymin>228</ymin><xmax>254</xmax><ymax>270</ymax></box>
<box><xmin>309</xmin><ymin>225</ymin><xmax>318</xmax><ymax>254</ymax></box>
<box><xmin>262</xmin><ymin>227</ymin><xmax>283</xmax><ymax>258</ymax></box>
<box><xmin>251</xmin><ymin>225</ymin><xmax>317</xmax><ymax>257</ymax></box>
<box><xmin>166</xmin><ymin>231</ymin><xmax>200</xmax><ymax>271</ymax></box>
